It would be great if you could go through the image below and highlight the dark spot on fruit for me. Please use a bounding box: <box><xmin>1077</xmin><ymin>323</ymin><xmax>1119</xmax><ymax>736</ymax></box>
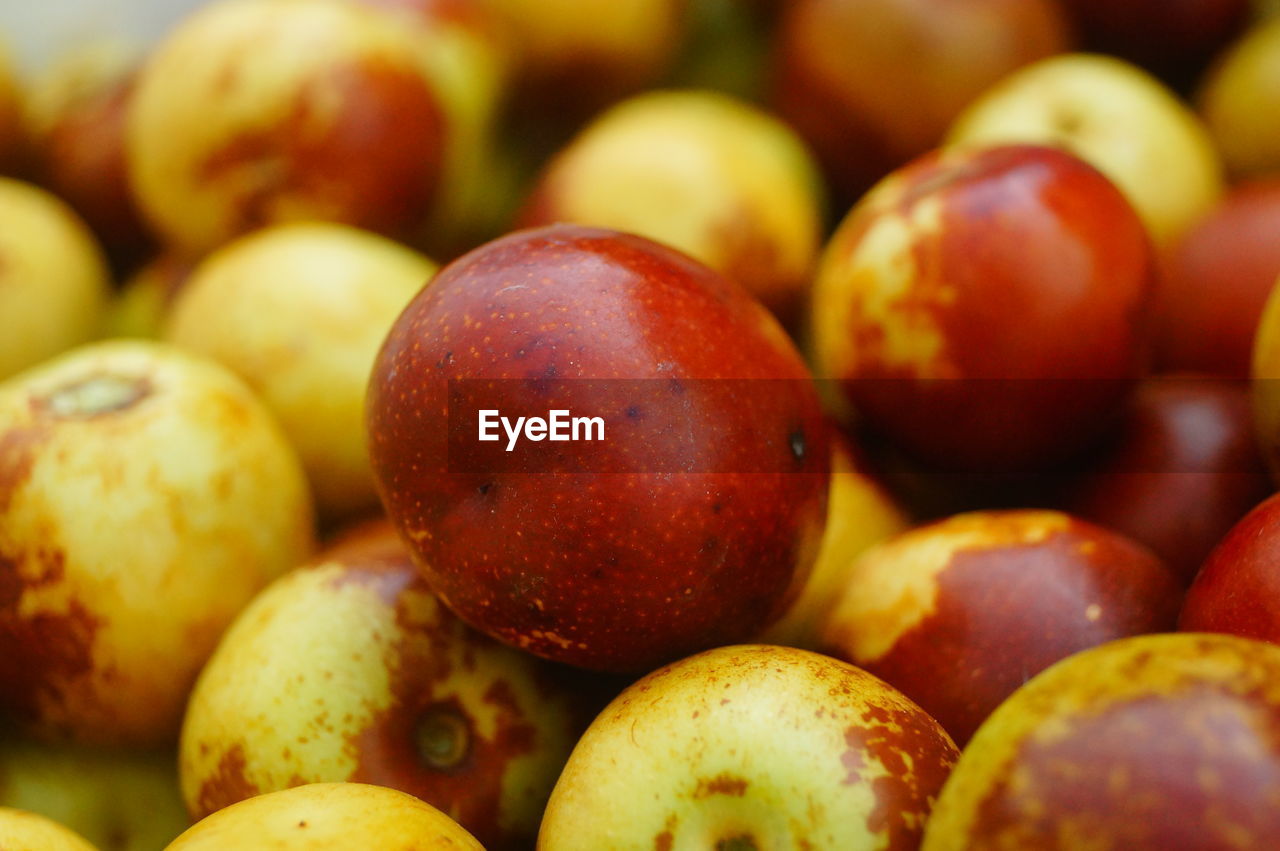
<box><xmin>625</xmin><ymin>405</ymin><xmax>643</xmax><ymax>420</ymax></box>
<box><xmin>655</xmin><ymin>830</ymin><xmax>673</xmax><ymax>851</ymax></box>
<box><xmin>436</xmin><ymin>351</ymin><xmax>454</xmax><ymax>370</ymax></box>
<box><xmin>716</xmin><ymin>835</ymin><xmax>758</xmax><ymax>851</ymax></box>
<box><xmin>477</xmin><ymin>482</ymin><xmax>493</xmax><ymax>496</ymax></box>
<box><xmin>694</xmin><ymin>772</ymin><xmax>749</xmax><ymax>798</ymax></box>
<box><xmin>668</xmin><ymin>379</ymin><xmax>685</xmax><ymax>395</ymax></box>
<box><xmin>711</xmin><ymin>502</ymin><xmax>723</xmax><ymax>514</ymax></box>
<box><xmin>195</xmin><ymin>744</ymin><xmax>259</xmax><ymax>817</ymax></box>
<box><xmin>297</xmin><ymin>821</ymin><xmax>307</xmax><ymax>829</ymax></box>
<box><xmin>789</xmin><ymin>428</ymin><xmax>807</xmax><ymax>463</ymax></box>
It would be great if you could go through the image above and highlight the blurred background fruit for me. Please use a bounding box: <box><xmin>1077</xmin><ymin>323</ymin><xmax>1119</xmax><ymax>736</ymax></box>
<box><xmin>1198</xmin><ymin>17</ymin><xmax>1280</xmax><ymax>179</ymax></box>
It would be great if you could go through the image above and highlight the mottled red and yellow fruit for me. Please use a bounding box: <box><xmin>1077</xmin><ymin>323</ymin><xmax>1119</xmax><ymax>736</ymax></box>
<box><xmin>770</xmin><ymin>0</ymin><xmax>1069</xmax><ymax>202</ymax></box>
<box><xmin>0</xmin><ymin>340</ymin><xmax>314</xmax><ymax>746</ymax></box>
<box><xmin>368</xmin><ymin>224</ymin><xmax>830</xmax><ymax>672</ymax></box>
<box><xmin>819</xmin><ymin>511</ymin><xmax>1180</xmax><ymax>744</ymax></box>
<box><xmin>0</xmin><ymin>738</ymin><xmax>188</xmax><ymax>851</ymax></box>
<box><xmin>761</xmin><ymin>437</ymin><xmax>909</xmax><ymax>649</ymax></box>
<box><xmin>0</xmin><ymin>808</ymin><xmax>98</xmax><ymax>851</ymax></box>
<box><xmin>1198</xmin><ymin>18</ymin><xmax>1280</xmax><ymax>179</ymax></box>
<box><xmin>810</xmin><ymin>144</ymin><xmax>1153</xmax><ymax>471</ymax></box>
<box><xmin>1179</xmin><ymin>492</ymin><xmax>1280</xmax><ymax>641</ymax></box>
<box><xmin>0</xmin><ymin>178</ymin><xmax>111</xmax><ymax>382</ymax></box>
<box><xmin>1060</xmin><ymin>375</ymin><xmax>1271</xmax><ymax>583</ymax></box>
<box><xmin>127</xmin><ymin>0</ymin><xmax>449</xmax><ymax>254</ymax></box>
<box><xmin>519</xmin><ymin>89</ymin><xmax>824</xmax><ymax>321</ymax></box>
<box><xmin>948</xmin><ymin>53</ymin><xmax>1224</xmax><ymax>247</ymax></box>
<box><xmin>164</xmin><ymin>223</ymin><xmax>437</xmax><ymax>519</ymax></box>
<box><xmin>180</xmin><ymin>520</ymin><xmax>579</xmax><ymax>849</ymax></box>
<box><xmin>923</xmin><ymin>633</ymin><xmax>1280</xmax><ymax>849</ymax></box>
<box><xmin>485</xmin><ymin>0</ymin><xmax>685</xmax><ymax>116</ymax></box>
<box><xmin>167</xmin><ymin>782</ymin><xmax>481</xmax><ymax>850</ymax></box>
<box><xmin>1155</xmin><ymin>179</ymin><xmax>1280</xmax><ymax>376</ymax></box>
<box><xmin>24</xmin><ymin>43</ymin><xmax>152</xmax><ymax>269</ymax></box>
<box><xmin>539</xmin><ymin>644</ymin><xmax>958</xmax><ymax>849</ymax></box>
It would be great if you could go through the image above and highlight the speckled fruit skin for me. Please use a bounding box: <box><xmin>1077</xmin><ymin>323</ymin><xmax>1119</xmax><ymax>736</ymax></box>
<box><xmin>0</xmin><ymin>340</ymin><xmax>314</xmax><ymax>746</ymax></box>
<box><xmin>923</xmin><ymin>633</ymin><xmax>1280</xmax><ymax>850</ymax></box>
<box><xmin>127</xmin><ymin>0</ymin><xmax>449</xmax><ymax>255</ymax></box>
<box><xmin>25</xmin><ymin>44</ymin><xmax>152</xmax><ymax>270</ymax></box>
<box><xmin>761</xmin><ymin>436</ymin><xmax>909</xmax><ymax>650</ymax></box>
<box><xmin>1155</xmin><ymin>179</ymin><xmax>1280</xmax><ymax>376</ymax></box>
<box><xmin>518</xmin><ymin>89</ymin><xmax>824</xmax><ymax>321</ymax></box>
<box><xmin>770</xmin><ymin>0</ymin><xmax>1069</xmax><ymax>203</ymax></box>
<box><xmin>810</xmin><ymin>144</ymin><xmax>1153</xmax><ymax>472</ymax></box>
<box><xmin>166</xmin><ymin>782</ymin><xmax>482</xmax><ymax>850</ymax></box>
<box><xmin>368</xmin><ymin>224</ymin><xmax>830</xmax><ymax>672</ymax></box>
<box><xmin>947</xmin><ymin>53</ymin><xmax>1224</xmax><ymax>248</ymax></box>
<box><xmin>180</xmin><ymin>519</ymin><xmax>579</xmax><ymax>849</ymax></box>
<box><xmin>538</xmin><ymin>644</ymin><xmax>957</xmax><ymax>849</ymax></box>
<box><xmin>0</xmin><ymin>178</ymin><xmax>111</xmax><ymax>382</ymax></box>
<box><xmin>818</xmin><ymin>510</ymin><xmax>1181</xmax><ymax>745</ymax></box>
<box><xmin>1179</xmin><ymin>493</ymin><xmax>1280</xmax><ymax>640</ymax></box>
<box><xmin>164</xmin><ymin>222</ymin><xmax>438</xmax><ymax>520</ymax></box>
<box><xmin>0</xmin><ymin>739</ymin><xmax>189</xmax><ymax>851</ymax></box>
<box><xmin>0</xmin><ymin>808</ymin><xmax>99</xmax><ymax>851</ymax></box>
<box><xmin>1056</xmin><ymin>0</ymin><xmax>1248</xmax><ymax>90</ymax></box>
<box><xmin>1198</xmin><ymin>18</ymin><xmax>1280</xmax><ymax>179</ymax></box>
<box><xmin>1060</xmin><ymin>376</ymin><xmax>1272</xmax><ymax>584</ymax></box>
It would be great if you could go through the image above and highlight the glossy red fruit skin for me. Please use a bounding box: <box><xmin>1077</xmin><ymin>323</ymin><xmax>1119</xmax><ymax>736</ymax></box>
<box><xmin>1057</xmin><ymin>0</ymin><xmax>1249</xmax><ymax>91</ymax></box>
<box><xmin>820</xmin><ymin>511</ymin><xmax>1182</xmax><ymax>745</ymax></box>
<box><xmin>1180</xmin><ymin>492</ymin><xmax>1280</xmax><ymax>640</ymax></box>
<box><xmin>1060</xmin><ymin>375</ymin><xmax>1272</xmax><ymax>584</ymax></box>
<box><xmin>1155</xmin><ymin>179</ymin><xmax>1280</xmax><ymax>377</ymax></box>
<box><xmin>815</xmin><ymin>144</ymin><xmax>1155</xmax><ymax>473</ymax></box>
<box><xmin>367</xmin><ymin>225</ymin><xmax>830</xmax><ymax>673</ymax></box>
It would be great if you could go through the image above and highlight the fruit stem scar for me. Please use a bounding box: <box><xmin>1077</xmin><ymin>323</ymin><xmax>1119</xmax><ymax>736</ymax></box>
<box><xmin>39</xmin><ymin>374</ymin><xmax>152</xmax><ymax>418</ymax></box>
<box><xmin>415</xmin><ymin>705</ymin><xmax>471</xmax><ymax>770</ymax></box>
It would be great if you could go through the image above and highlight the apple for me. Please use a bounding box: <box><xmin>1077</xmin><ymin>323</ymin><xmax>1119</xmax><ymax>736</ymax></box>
<box><xmin>0</xmin><ymin>808</ymin><xmax>97</xmax><ymax>851</ymax></box>
<box><xmin>179</xmin><ymin>518</ymin><xmax>582</xmax><ymax>849</ymax></box>
<box><xmin>1059</xmin><ymin>375</ymin><xmax>1272</xmax><ymax>583</ymax></box>
<box><xmin>0</xmin><ymin>738</ymin><xmax>188</xmax><ymax>851</ymax></box>
<box><xmin>817</xmin><ymin>510</ymin><xmax>1181</xmax><ymax>744</ymax></box>
<box><xmin>760</xmin><ymin>436</ymin><xmax>909</xmax><ymax>649</ymax></box>
<box><xmin>167</xmin><ymin>782</ymin><xmax>481</xmax><ymax>850</ymax></box>
<box><xmin>483</xmin><ymin>0</ymin><xmax>686</xmax><ymax>120</ymax></box>
<box><xmin>770</xmin><ymin>0</ymin><xmax>1070</xmax><ymax>204</ymax></box>
<box><xmin>923</xmin><ymin>633</ymin><xmax>1280</xmax><ymax>849</ymax></box>
<box><xmin>1155</xmin><ymin>179</ymin><xmax>1280</xmax><ymax>376</ymax></box>
<box><xmin>518</xmin><ymin>89</ymin><xmax>825</xmax><ymax>322</ymax></box>
<box><xmin>809</xmin><ymin>144</ymin><xmax>1153</xmax><ymax>473</ymax></box>
<box><xmin>126</xmin><ymin>0</ymin><xmax>451</xmax><ymax>255</ymax></box>
<box><xmin>163</xmin><ymin>222</ymin><xmax>437</xmax><ymax>520</ymax></box>
<box><xmin>1179</xmin><ymin>492</ymin><xmax>1280</xmax><ymax>640</ymax></box>
<box><xmin>367</xmin><ymin>224</ymin><xmax>830</xmax><ymax>672</ymax></box>
<box><xmin>0</xmin><ymin>178</ymin><xmax>111</xmax><ymax>382</ymax></box>
<box><xmin>0</xmin><ymin>339</ymin><xmax>314</xmax><ymax>746</ymax></box>
<box><xmin>23</xmin><ymin>43</ymin><xmax>152</xmax><ymax>271</ymax></box>
<box><xmin>1055</xmin><ymin>0</ymin><xmax>1249</xmax><ymax>90</ymax></box>
<box><xmin>540</xmin><ymin>644</ymin><xmax>957</xmax><ymax>848</ymax></box>
<box><xmin>1198</xmin><ymin>18</ymin><xmax>1280</xmax><ymax>179</ymax></box>
<box><xmin>947</xmin><ymin>53</ymin><xmax>1225</xmax><ymax>247</ymax></box>
<box><xmin>103</xmin><ymin>252</ymin><xmax>197</xmax><ymax>340</ymax></box>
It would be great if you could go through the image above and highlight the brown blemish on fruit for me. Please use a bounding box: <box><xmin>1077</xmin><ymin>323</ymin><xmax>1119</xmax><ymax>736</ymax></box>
<box><xmin>693</xmin><ymin>772</ymin><xmax>749</xmax><ymax>798</ymax></box>
<box><xmin>0</xmin><ymin>424</ymin><xmax>47</xmax><ymax>513</ymax></box>
<box><xmin>0</xmin><ymin>546</ymin><xmax>101</xmax><ymax>729</ymax></box>
<box><xmin>841</xmin><ymin>703</ymin><xmax>957</xmax><ymax>851</ymax></box>
<box><xmin>197</xmin><ymin>55</ymin><xmax>445</xmax><ymax>243</ymax></box>
<box><xmin>654</xmin><ymin>813</ymin><xmax>677</xmax><ymax>851</ymax></box>
<box><xmin>194</xmin><ymin>744</ymin><xmax>259</xmax><ymax>818</ymax></box>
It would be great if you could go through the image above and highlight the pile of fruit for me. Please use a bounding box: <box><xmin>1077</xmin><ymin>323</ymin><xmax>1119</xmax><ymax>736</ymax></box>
<box><xmin>2</xmin><ymin>0</ymin><xmax>1280</xmax><ymax>847</ymax></box>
